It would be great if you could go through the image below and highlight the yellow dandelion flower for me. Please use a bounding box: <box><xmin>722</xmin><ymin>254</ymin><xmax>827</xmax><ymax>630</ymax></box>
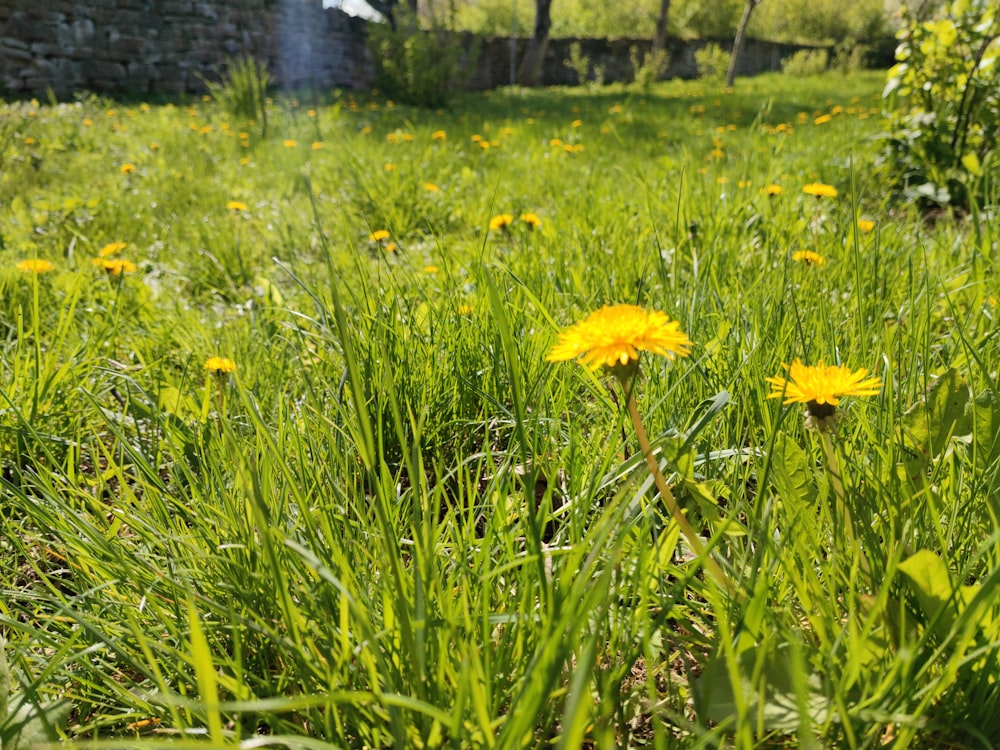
<box><xmin>422</xmin><ymin>182</ymin><xmax>441</xmax><ymax>192</ymax></box>
<box><xmin>283</xmin><ymin>139</ymin><xmax>299</xmax><ymax>148</ymax></box>
<box><xmin>813</xmin><ymin>114</ymin><xmax>832</xmax><ymax>125</ymax></box>
<box><xmin>82</xmin><ymin>117</ymin><xmax>93</xmax><ymax>126</ymax></box>
<box><xmin>99</xmin><ymin>241</ymin><xmax>128</xmax><ymax>257</ymax></box>
<box><xmin>571</xmin><ymin>119</ymin><xmax>583</xmax><ymax>128</ymax></box>
<box><xmin>369</xmin><ymin>229</ymin><xmax>391</xmax><ymax>242</ymax></box>
<box><xmin>199</xmin><ymin>125</ymin><xmax>212</xmax><ymax>134</ymax></box>
<box><xmin>857</xmin><ymin>219</ymin><xmax>875</xmax><ymax>233</ymax></box>
<box><xmin>93</xmin><ymin>258</ymin><xmax>137</xmax><ymax>275</ymax></box>
<box><xmin>307</xmin><ymin>108</ymin><xmax>317</xmax><ymax>117</ymax></box>
<box><xmin>520</xmin><ymin>212</ymin><xmax>541</xmax><ymax>229</ymax></box>
<box><xmin>431</xmin><ymin>130</ymin><xmax>447</xmax><ymax>140</ymax></box>
<box><xmin>150</xmin><ymin>141</ymin><xmax>160</xmax><ymax>150</ymax></box>
<box><xmin>803</xmin><ymin>182</ymin><xmax>838</xmax><ymax>198</ymax></box>
<box><xmin>470</xmin><ymin>134</ymin><xmax>482</xmax><ymax>142</ymax></box>
<box><xmin>227</xmin><ymin>201</ymin><xmax>248</xmax><ymax>212</ymax></box>
<box><xmin>791</xmin><ymin>250</ymin><xmax>825</xmax><ymax>266</ymax></box>
<box><xmin>360</xmin><ymin>126</ymin><xmax>372</xmax><ymax>135</ymax></box>
<box><xmin>478</xmin><ymin>140</ymin><xmax>491</xmax><ymax>150</ymax></box>
<box><xmin>423</xmin><ymin>265</ymin><xmax>439</xmax><ymax>274</ymax></box>
<box><xmin>120</xmin><ymin>163</ymin><xmax>136</xmax><ymax>174</ymax></box>
<box><xmin>205</xmin><ymin>356</ymin><xmax>237</xmax><ymax>374</ymax></box>
<box><xmin>546</xmin><ymin>304</ymin><xmax>692</xmax><ymax>372</ymax></box>
<box><xmin>24</xmin><ymin>137</ymin><xmax>36</xmax><ymax>145</ymax></box>
<box><xmin>549</xmin><ymin>138</ymin><xmax>563</xmax><ymax>147</ymax></box>
<box><xmin>764</xmin><ymin>184</ymin><xmax>782</xmax><ymax>197</ymax></box>
<box><xmin>384</xmin><ymin>242</ymin><xmax>398</xmax><ymax>253</ymax></box>
<box><xmin>489</xmin><ymin>214</ymin><xmax>514</xmax><ymax>231</ymax></box>
<box><xmin>458</xmin><ymin>304</ymin><xmax>475</xmax><ymax>315</ymax></box>
<box><xmin>384</xmin><ymin>162</ymin><xmax>396</xmax><ymax>171</ymax></box>
<box><xmin>766</xmin><ymin>359</ymin><xmax>881</xmax><ymax>427</ymax></box>
<box><xmin>16</xmin><ymin>258</ymin><xmax>54</xmax><ymax>274</ymax></box>
<box><xmin>401</xmin><ymin>133</ymin><xmax>414</xmax><ymax>142</ymax></box>
<box><xmin>311</xmin><ymin>141</ymin><xmax>324</xmax><ymax>150</ymax></box>
<box><xmin>239</xmin><ymin>157</ymin><xmax>251</xmax><ymax>165</ymax></box>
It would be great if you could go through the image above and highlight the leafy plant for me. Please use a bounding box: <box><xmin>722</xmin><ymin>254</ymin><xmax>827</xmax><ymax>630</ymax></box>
<box><xmin>0</xmin><ymin>639</ymin><xmax>71</xmax><ymax>749</ymax></box>
<box><xmin>630</xmin><ymin>45</ymin><xmax>670</xmax><ymax>89</ymax></box>
<box><xmin>880</xmin><ymin>0</ymin><xmax>1000</xmax><ymax>213</ymax></box>
<box><xmin>564</xmin><ymin>41</ymin><xmax>592</xmax><ymax>85</ymax></box>
<box><xmin>368</xmin><ymin>11</ymin><xmax>476</xmax><ymax>108</ymax></box>
<box><xmin>202</xmin><ymin>55</ymin><xmax>271</xmax><ymax>135</ymax></box>
<box><xmin>781</xmin><ymin>48</ymin><xmax>830</xmax><ymax>76</ymax></box>
<box><xmin>694</xmin><ymin>41</ymin><xmax>730</xmax><ymax>83</ymax></box>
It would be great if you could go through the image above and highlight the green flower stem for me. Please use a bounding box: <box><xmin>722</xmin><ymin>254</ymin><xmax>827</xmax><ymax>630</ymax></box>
<box><xmin>819</xmin><ymin>430</ymin><xmax>869</xmax><ymax>575</ymax></box>
<box><xmin>623</xmin><ymin>382</ymin><xmax>734</xmax><ymax>596</ymax></box>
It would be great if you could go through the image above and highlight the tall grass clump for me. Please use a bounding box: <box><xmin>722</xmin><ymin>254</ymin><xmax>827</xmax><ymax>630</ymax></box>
<box><xmin>2</xmin><ymin>70</ymin><xmax>1000</xmax><ymax>747</ymax></box>
<box><xmin>203</xmin><ymin>55</ymin><xmax>271</xmax><ymax>135</ymax></box>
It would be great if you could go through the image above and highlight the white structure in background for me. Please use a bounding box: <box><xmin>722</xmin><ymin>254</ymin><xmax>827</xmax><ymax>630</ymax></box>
<box><xmin>322</xmin><ymin>0</ymin><xmax>381</xmax><ymax>20</ymax></box>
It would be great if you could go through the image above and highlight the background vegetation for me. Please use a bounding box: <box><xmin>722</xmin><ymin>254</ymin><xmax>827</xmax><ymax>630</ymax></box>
<box><xmin>2</xmin><ymin>60</ymin><xmax>999</xmax><ymax>748</ymax></box>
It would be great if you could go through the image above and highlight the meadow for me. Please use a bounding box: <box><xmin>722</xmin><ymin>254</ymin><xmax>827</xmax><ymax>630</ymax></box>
<box><xmin>1</xmin><ymin>70</ymin><xmax>999</xmax><ymax>748</ymax></box>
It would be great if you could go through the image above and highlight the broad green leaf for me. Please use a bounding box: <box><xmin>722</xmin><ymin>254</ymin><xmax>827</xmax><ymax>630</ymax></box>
<box><xmin>771</xmin><ymin>433</ymin><xmax>815</xmax><ymax>505</ymax></box>
<box><xmin>961</xmin><ymin>152</ymin><xmax>982</xmax><ymax>176</ymax></box>
<box><xmin>900</xmin><ymin>368</ymin><xmax>972</xmax><ymax>460</ymax></box>
<box><xmin>972</xmin><ymin>390</ymin><xmax>1000</xmax><ymax>469</ymax></box>
<box><xmin>1</xmin><ymin>695</ymin><xmax>71</xmax><ymax>749</ymax></box>
<box><xmin>898</xmin><ymin>550</ymin><xmax>961</xmax><ymax>636</ymax></box>
<box><xmin>693</xmin><ymin>642</ymin><xmax>830</xmax><ymax>732</ymax></box>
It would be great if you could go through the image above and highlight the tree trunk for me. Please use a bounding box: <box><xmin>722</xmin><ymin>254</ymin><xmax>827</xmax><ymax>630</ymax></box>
<box><xmin>516</xmin><ymin>0</ymin><xmax>553</xmax><ymax>87</ymax></box>
<box><xmin>726</xmin><ymin>0</ymin><xmax>760</xmax><ymax>87</ymax></box>
<box><xmin>652</xmin><ymin>0</ymin><xmax>671</xmax><ymax>55</ymax></box>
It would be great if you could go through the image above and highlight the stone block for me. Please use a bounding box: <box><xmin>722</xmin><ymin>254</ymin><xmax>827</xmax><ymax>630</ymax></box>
<box><xmin>82</xmin><ymin>59</ymin><xmax>125</xmax><ymax>79</ymax></box>
<box><xmin>0</xmin><ymin>37</ymin><xmax>33</xmax><ymax>61</ymax></box>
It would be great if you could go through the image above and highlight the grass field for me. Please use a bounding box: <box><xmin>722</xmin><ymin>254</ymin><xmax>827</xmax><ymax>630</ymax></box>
<box><xmin>2</xmin><ymin>70</ymin><xmax>1000</xmax><ymax>748</ymax></box>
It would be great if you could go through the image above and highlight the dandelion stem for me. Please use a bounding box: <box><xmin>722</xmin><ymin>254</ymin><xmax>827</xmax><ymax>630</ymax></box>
<box><xmin>623</xmin><ymin>381</ymin><xmax>734</xmax><ymax>595</ymax></box>
<box><xmin>819</xmin><ymin>430</ymin><xmax>869</xmax><ymax>575</ymax></box>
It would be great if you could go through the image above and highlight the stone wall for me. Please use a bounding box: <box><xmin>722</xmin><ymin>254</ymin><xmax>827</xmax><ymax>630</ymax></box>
<box><xmin>0</xmin><ymin>0</ymin><xmax>371</xmax><ymax>97</ymax></box>
<box><xmin>0</xmin><ymin>0</ymin><xmax>877</xmax><ymax>99</ymax></box>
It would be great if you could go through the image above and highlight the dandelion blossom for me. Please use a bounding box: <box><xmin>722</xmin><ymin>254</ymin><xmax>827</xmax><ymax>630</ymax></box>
<box><xmin>283</xmin><ymin>139</ymin><xmax>298</xmax><ymax>148</ymax></box>
<box><xmin>431</xmin><ymin>130</ymin><xmax>447</xmax><ymax>140</ymax></box>
<box><xmin>369</xmin><ymin>229</ymin><xmax>391</xmax><ymax>242</ymax></box>
<box><xmin>120</xmin><ymin>163</ymin><xmax>136</xmax><ymax>174</ymax></box>
<box><xmin>17</xmin><ymin>259</ymin><xmax>54</xmax><ymax>274</ymax></box>
<box><xmin>791</xmin><ymin>250</ymin><xmax>825</xmax><ymax>266</ymax></box>
<box><xmin>767</xmin><ymin>359</ymin><xmax>881</xmax><ymax>430</ymax></box>
<box><xmin>422</xmin><ymin>182</ymin><xmax>441</xmax><ymax>192</ymax></box>
<box><xmin>205</xmin><ymin>356</ymin><xmax>236</xmax><ymax>374</ymax></box>
<box><xmin>226</xmin><ymin>201</ymin><xmax>248</xmax><ymax>212</ymax></box>
<box><xmin>547</xmin><ymin>304</ymin><xmax>692</xmax><ymax>372</ymax></box>
<box><xmin>763</xmin><ymin>184</ymin><xmax>782</xmax><ymax>197</ymax></box>
<box><xmin>857</xmin><ymin>219</ymin><xmax>875</xmax><ymax>233</ymax></box>
<box><xmin>519</xmin><ymin>212</ymin><xmax>541</xmax><ymax>229</ymax></box>
<box><xmin>489</xmin><ymin>214</ymin><xmax>514</xmax><ymax>231</ymax></box>
<box><xmin>802</xmin><ymin>182</ymin><xmax>837</xmax><ymax>198</ymax></box>
<box><xmin>93</xmin><ymin>258</ymin><xmax>137</xmax><ymax>275</ymax></box>
<box><xmin>99</xmin><ymin>241</ymin><xmax>128</xmax><ymax>257</ymax></box>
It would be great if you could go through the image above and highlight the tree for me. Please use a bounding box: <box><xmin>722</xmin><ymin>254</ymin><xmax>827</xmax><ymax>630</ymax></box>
<box><xmin>652</xmin><ymin>0</ymin><xmax>671</xmax><ymax>56</ymax></box>
<box><xmin>516</xmin><ymin>0</ymin><xmax>553</xmax><ymax>86</ymax></box>
<box><xmin>725</xmin><ymin>0</ymin><xmax>761</xmax><ymax>87</ymax></box>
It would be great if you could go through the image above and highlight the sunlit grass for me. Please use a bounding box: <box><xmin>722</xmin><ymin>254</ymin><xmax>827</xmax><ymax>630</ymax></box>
<box><xmin>1</xmin><ymin>71</ymin><xmax>999</xmax><ymax>748</ymax></box>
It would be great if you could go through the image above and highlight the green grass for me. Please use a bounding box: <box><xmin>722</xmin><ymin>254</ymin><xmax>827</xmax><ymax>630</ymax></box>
<box><xmin>1</xmin><ymin>71</ymin><xmax>999</xmax><ymax>748</ymax></box>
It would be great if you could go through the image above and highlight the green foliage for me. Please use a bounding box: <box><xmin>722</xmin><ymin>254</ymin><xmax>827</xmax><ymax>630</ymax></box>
<box><xmin>203</xmin><ymin>56</ymin><xmax>271</xmax><ymax>134</ymax></box>
<box><xmin>0</xmin><ymin>640</ymin><xmax>71</xmax><ymax>749</ymax></box>
<box><xmin>781</xmin><ymin>48</ymin><xmax>830</xmax><ymax>76</ymax></box>
<box><xmin>368</xmin><ymin>13</ymin><xmax>475</xmax><ymax>107</ymax></box>
<box><xmin>629</xmin><ymin>45</ymin><xmax>670</xmax><ymax>89</ymax></box>
<box><xmin>6</xmin><ymin>71</ymin><xmax>1000</xmax><ymax>747</ymax></box>
<box><xmin>881</xmin><ymin>0</ymin><xmax>1000</xmax><ymax>212</ymax></box>
<box><xmin>694</xmin><ymin>41</ymin><xmax>730</xmax><ymax>82</ymax></box>
<box><xmin>564</xmin><ymin>41</ymin><xmax>592</xmax><ymax>85</ymax></box>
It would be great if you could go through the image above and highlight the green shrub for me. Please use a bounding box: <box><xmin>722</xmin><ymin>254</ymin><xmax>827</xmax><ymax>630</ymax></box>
<box><xmin>368</xmin><ymin>13</ymin><xmax>475</xmax><ymax>108</ymax></box>
<box><xmin>630</xmin><ymin>45</ymin><xmax>669</xmax><ymax>89</ymax></box>
<box><xmin>781</xmin><ymin>48</ymin><xmax>830</xmax><ymax>76</ymax></box>
<box><xmin>203</xmin><ymin>56</ymin><xmax>270</xmax><ymax>135</ymax></box>
<box><xmin>694</xmin><ymin>42</ymin><xmax>730</xmax><ymax>83</ymax></box>
<box><xmin>564</xmin><ymin>42</ymin><xmax>592</xmax><ymax>85</ymax></box>
<box><xmin>880</xmin><ymin>0</ymin><xmax>1000</xmax><ymax>212</ymax></box>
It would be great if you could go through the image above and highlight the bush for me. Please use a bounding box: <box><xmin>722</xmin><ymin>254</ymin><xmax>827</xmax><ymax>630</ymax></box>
<box><xmin>630</xmin><ymin>46</ymin><xmax>669</xmax><ymax>89</ymax></box>
<box><xmin>368</xmin><ymin>13</ymin><xmax>476</xmax><ymax>108</ymax></box>
<box><xmin>564</xmin><ymin>42</ymin><xmax>591</xmax><ymax>86</ymax></box>
<box><xmin>203</xmin><ymin>56</ymin><xmax>271</xmax><ymax>134</ymax></box>
<box><xmin>694</xmin><ymin>42</ymin><xmax>730</xmax><ymax>83</ymax></box>
<box><xmin>880</xmin><ymin>0</ymin><xmax>1000</xmax><ymax>213</ymax></box>
<box><xmin>781</xmin><ymin>49</ymin><xmax>830</xmax><ymax>77</ymax></box>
